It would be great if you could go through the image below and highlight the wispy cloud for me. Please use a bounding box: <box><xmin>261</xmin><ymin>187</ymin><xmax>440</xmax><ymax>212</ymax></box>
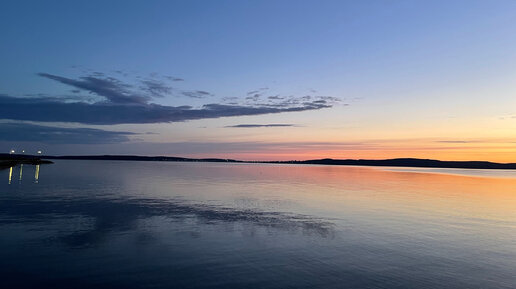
<box><xmin>165</xmin><ymin>76</ymin><xmax>184</xmax><ymax>81</ymax></box>
<box><xmin>38</xmin><ymin>73</ymin><xmax>149</xmax><ymax>104</ymax></box>
<box><xmin>435</xmin><ymin>140</ymin><xmax>478</xmax><ymax>143</ymax></box>
<box><xmin>498</xmin><ymin>114</ymin><xmax>516</xmax><ymax>120</ymax></box>
<box><xmin>181</xmin><ymin>90</ymin><xmax>212</xmax><ymax>98</ymax></box>
<box><xmin>140</xmin><ymin>79</ymin><xmax>172</xmax><ymax>98</ymax></box>
<box><xmin>0</xmin><ymin>122</ymin><xmax>136</xmax><ymax>144</ymax></box>
<box><xmin>225</xmin><ymin>124</ymin><xmax>296</xmax><ymax>128</ymax></box>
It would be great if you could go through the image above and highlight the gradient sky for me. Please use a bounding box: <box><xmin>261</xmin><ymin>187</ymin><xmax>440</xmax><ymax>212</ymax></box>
<box><xmin>2</xmin><ymin>0</ymin><xmax>516</xmax><ymax>161</ymax></box>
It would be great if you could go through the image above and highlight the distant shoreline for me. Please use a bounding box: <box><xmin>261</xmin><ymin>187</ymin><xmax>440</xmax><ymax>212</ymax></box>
<box><xmin>4</xmin><ymin>154</ymin><xmax>513</xmax><ymax>170</ymax></box>
<box><xmin>0</xmin><ymin>154</ymin><xmax>53</xmax><ymax>170</ymax></box>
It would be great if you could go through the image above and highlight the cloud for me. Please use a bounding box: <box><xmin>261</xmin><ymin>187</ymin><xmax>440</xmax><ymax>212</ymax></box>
<box><xmin>181</xmin><ymin>90</ymin><xmax>212</xmax><ymax>98</ymax></box>
<box><xmin>38</xmin><ymin>73</ymin><xmax>149</xmax><ymax>104</ymax></box>
<box><xmin>498</xmin><ymin>114</ymin><xmax>516</xmax><ymax>120</ymax></box>
<box><xmin>0</xmin><ymin>94</ymin><xmax>332</xmax><ymax>125</ymax></box>
<box><xmin>47</xmin><ymin>70</ymin><xmax>207</xmax><ymax>101</ymax></box>
<box><xmin>0</xmin><ymin>122</ymin><xmax>136</xmax><ymax>144</ymax></box>
<box><xmin>245</xmin><ymin>94</ymin><xmax>260</xmax><ymax>101</ymax></box>
<box><xmin>165</xmin><ymin>76</ymin><xmax>184</xmax><ymax>81</ymax></box>
<box><xmin>246</xmin><ymin>87</ymin><xmax>268</xmax><ymax>96</ymax></box>
<box><xmin>435</xmin><ymin>140</ymin><xmax>477</xmax><ymax>143</ymax></box>
<box><xmin>225</xmin><ymin>124</ymin><xmax>296</xmax><ymax>128</ymax></box>
<box><xmin>1</xmin><ymin>71</ymin><xmax>338</xmax><ymax>125</ymax></box>
<box><xmin>140</xmin><ymin>79</ymin><xmax>172</xmax><ymax>98</ymax></box>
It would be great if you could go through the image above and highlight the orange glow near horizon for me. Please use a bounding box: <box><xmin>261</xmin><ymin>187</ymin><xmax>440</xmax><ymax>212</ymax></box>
<box><xmin>182</xmin><ymin>140</ymin><xmax>516</xmax><ymax>162</ymax></box>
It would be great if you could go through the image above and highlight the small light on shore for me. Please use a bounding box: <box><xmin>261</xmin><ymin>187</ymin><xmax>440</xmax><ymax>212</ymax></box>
<box><xmin>10</xmin><ymin>149</ymin><xmax>15</xmax><ymax>154</ymax></box>
<box><xmin>37</xmin><ymin>150</ymin><xmax>42</xmax><ymax>155</ymax></box>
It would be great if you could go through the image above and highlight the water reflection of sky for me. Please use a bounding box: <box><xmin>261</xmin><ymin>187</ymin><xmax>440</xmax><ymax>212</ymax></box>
<box><xmin>1</xmin><ymin>160</ymin><xmax>515</xmax><ymax>288</ymax></box>
<box><xmin>380</xmin><ymin>166</ymin><xmax>516</xmax><ymax>178</ymax></box>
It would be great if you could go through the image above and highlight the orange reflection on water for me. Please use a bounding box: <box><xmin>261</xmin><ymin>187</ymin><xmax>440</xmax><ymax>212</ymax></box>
<box><xmin>209</xmin><ymin>164</ymin><xmax>516</xmax><ymax>225</ymax></box>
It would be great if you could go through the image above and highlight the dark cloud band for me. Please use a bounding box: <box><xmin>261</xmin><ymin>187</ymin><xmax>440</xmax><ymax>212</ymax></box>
<box><xmin>225</xmin><ymin>124</ymin><xmax>295</xmax><ymax>128</ymax></box>
<box><xmin>0</xmin><ymin>122</ymin><xmax>135</xmax><ymax>144</ymax></box>
<box><xmin>0</xmin><ymin>94</ymin><xmax>331</xmax><ymax>125</ymax></box>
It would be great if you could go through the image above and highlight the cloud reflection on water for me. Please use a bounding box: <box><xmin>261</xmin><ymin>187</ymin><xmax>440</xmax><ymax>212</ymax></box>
<box><xmin>0</xmin><ymin>195</ymin><xmax>335</xmax><ymax>248</ymax></box>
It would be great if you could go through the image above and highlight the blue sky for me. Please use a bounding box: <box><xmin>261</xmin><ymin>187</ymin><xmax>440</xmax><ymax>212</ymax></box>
<box><xmin>2</xmin><ymin>0</ymin><xmax>516</xmax><ymax>161</ymax></box>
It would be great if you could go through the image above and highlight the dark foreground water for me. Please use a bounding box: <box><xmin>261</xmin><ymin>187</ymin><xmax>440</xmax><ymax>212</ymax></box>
<box><xmin>1</xmin><ymin>160</ymin><xmax>515</xmax><ymax>289</ymax></box>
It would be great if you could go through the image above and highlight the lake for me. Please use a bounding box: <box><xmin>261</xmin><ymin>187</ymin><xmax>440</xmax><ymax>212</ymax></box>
<box><xmin>1</xmin><ymin>160</ymin><xmax>515</xmax><ymax>288</ymax></box>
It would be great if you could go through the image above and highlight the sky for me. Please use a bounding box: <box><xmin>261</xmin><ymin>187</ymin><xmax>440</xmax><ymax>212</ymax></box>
<box><xmin>1</xmin><ymin>0</ymin><xmax>516</xmax><ymax>162</ymax></box>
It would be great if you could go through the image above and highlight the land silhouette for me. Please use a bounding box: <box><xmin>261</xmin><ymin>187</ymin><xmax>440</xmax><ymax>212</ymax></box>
<box><xmin>0</xmin><ymin>154</ymin><xmax>52</xmax><ymax>170</ymax></box>
<box><xmin>3</xmin><ymin>153</ymin><xmax>516</xmax><ymax>170</ymax></box>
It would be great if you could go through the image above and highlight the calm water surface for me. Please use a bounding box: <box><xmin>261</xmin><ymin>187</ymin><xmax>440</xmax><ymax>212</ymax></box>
<box><xmin>1</xmin><ymin>160</ymin><xmax>515</xmax><ymax>288</ymax></box>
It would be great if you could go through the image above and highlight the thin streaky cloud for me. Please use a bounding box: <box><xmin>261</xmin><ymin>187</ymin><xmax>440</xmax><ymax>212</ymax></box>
<box><xmin>225</xmin><ymin>124</ymin><xmax>296</xmax><ymax>128</ymax></box>
<box><xmin>0</xmin><ymin>122</ymin><xmax>136</xmax><ymax>144</ymax></box>
<box><xmin>0</xmin><ymin>94</ymin><xmax>332</xmax><ymax>125</ymax></box>
<box><xmin>435</xmin><ymin>140</ymin><xmax>478</xmax><ymax>143</ymax></box>
<box><xmin>38</xmin><ymin>72</ymin><xmax>149</xmax><ymax>104</ymax></box>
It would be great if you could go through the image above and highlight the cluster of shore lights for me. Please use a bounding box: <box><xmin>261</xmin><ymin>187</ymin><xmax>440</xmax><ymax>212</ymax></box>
<box><xmin>9</xmin><ymin>149</ymin><xmax>42</xmax><ymax>155</ymax></box>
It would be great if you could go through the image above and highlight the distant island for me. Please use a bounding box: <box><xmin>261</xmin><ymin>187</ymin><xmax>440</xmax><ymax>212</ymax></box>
<box><xmin>2</xmin><ymin>153</ymin><xmax>514</xmax><ymax>170</ymax></box>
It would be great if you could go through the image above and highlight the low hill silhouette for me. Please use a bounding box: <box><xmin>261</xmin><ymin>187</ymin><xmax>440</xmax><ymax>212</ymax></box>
<box><xmin>23</xmin><ymin>154</ymin><xmax>516</xmax><ymax>170</ymax></box>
